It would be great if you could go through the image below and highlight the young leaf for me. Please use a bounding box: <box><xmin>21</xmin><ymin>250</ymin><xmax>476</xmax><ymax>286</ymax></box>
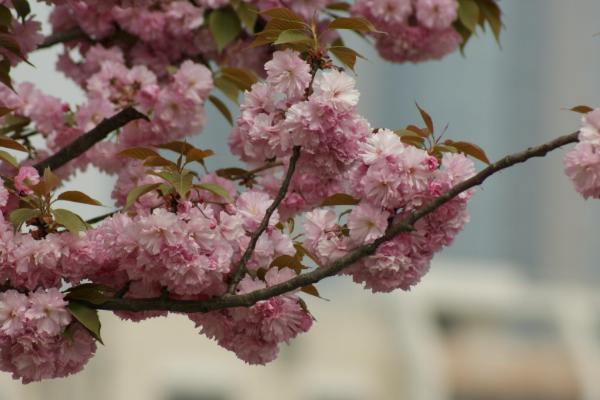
<box><xmin>0</xmin><ymin>136</ymin><xmax>28</xmax><ymax>152</ymax></box>
<box><xmin>209</xmin><ymin>8</ymin><xmax>242</xmax><ymax>52</ymax></box>
<box><xmin>53</xmin><ymin>209</ymin><xmax>90</xmax><ymax>233</ymax></box>
<box><xmin>117</xmin><ymin>147</ymin><xmax>159</xmax><ymax>160</ymax></box>
<box><xmin>478</xmin><ymin>0</ymin><xmax>503</xmax><ymax>44</ymax></box>
<box><xmin>260</xmin><ymin>7</ymin><xmax>305</xmax><ymax>24</ymax></box>
<box><xmin>216</xmin><ymin>167</ymin><xmax>248</xmax><ymax>180</ymax></box>
<box><xmin>0</xmin><ymin>6</ymin><xmax>12</xmax><ymax>27</ymax></box>
<box><xmin>213</xmin><ymin>76</ymin><xmax>241</xmax><ymax>103</ymax></box>
<box><xmin>208</xmin><ymin>95</ymin><xmax>233</xmax><ymax>125</ymax></box>
<box><xmin>195</xmin><ymin>182</ymin><xmax>233</xmax><ymax>203</ymax></box>
<box><xmin>186</xmin><ymin>148</ymin><xmax>215</xmax><ymax>163</ymax></box>
<box><xmin>270</xmin><ymin>254</ymin><xmax>305</xmax><ymax>274</ymax></box>
<box><xmin>570</xmin><ymin>105</ymin><xmax>594</xmax><ymax>114</ymax></box>
<box><xmin>9</xmin><ymin>207</ymin><xmax>40</xmax><ymax>230</ymax></box>
<box><xmin>458</xmin><ymin>0</ymin><xmax>480</xmax><ymax>32</ymax></box>
<box><xmin>220</xmin><ymin>67</ymin><xmax>258</xmax><ymax>91</ymax></box>
<box><xmin>0</xmin><ymin>149</ymin><xmax>17</xmax><ymax>166</ymax></box>
<box><xmin>11</xmin><ymin>0</ymin><xmax>30</xmax><ymax>20</ymax></box>
<box><xmin>66</xmin><ymin>302</ymin><xmax>103</xmax><ymax>344</ymax></box>
<box><xmin>445</xmin><ymin>140</ymin><xmax>491</xmax><ymax>164</ymax></box>
<box><xmin>301</xmin><ymin>284</ymin><xmax>322</xmax><ymax>298</ymax></box>
<box><xmin>65</xmin><ymin>284</ymin><xmax>115</xmax><ymax>306</ymax></box>
<box><xmin>143</xmin><ymin>155</ymin><xmax>178</xmax><ymax>168</ymax></box>
<box><xmin>415</xmin><ymin>103</ymin><xmax>434</xmax><ymax>134</ymax></box>
<box><xmin>328</xmin><ymin>17</ymin><xmax>379</xmax><ymax>33</ymax></box>
<box><xmin>234</xmin><ymin>0</ymin><xmax>258</xmax><ymax>32</ymax></box>
<box><xmin>274</xmin><ymin>29</ymin><xmax>311</xmax><ymax>45</ymax></box>
<box><xmin>329</xmin><ymin>46</ymin><xmax>364</xmax><ymax>72</ymax></box>
<box><xmin>173</xmin><ymin>172</ymin><xmax>194</xmax><ymax>198</ymax></box>
<box><xmin>320</xmin><ymin>193</ymin><xmax>360</xmax><ymax>207</ymax></box>
<box><xmin>327</xmin><ymin>2</ymin><xmax>351</xmax><ymax>11</ymax></box>
<box><xmin>156</xmin><ymin>141</ymin><xmax>195</xmax><ymax>155</ymax></box>
<box><xmin>56</xmin><ymin>191</ymin><xmax>103</xmax><ymax>206</ymax></box>
<box><xmin>124</xmin><ymin>183</ymin><xmax>162</xmax><ymax>210</ymax></box>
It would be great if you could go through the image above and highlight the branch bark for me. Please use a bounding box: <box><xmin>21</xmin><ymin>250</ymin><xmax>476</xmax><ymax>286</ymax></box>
<box><xmin>38</xmin><ymin>27</ymin><xmax>87</xmax><ymax>50</ymax></box>
<box><xmin>72</xmin><ymin>131</ymin><xmax>580</xmax><ymax>314</ymax></box>
<box><xmin>227</xmin><ymin>145</ymin><xmax>302</xmax><ymax>293</ymax></box>
<box><xmin>33</xmin><ymin>107</ymin><xmax>147</xmax><ymax>173</ymax></box>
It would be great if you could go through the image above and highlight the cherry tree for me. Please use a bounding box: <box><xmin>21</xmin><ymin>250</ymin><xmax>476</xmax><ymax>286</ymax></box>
<box><xmin>0</xmin><ymin>0</ymin><xmax>593</xmax><ymax>384</ymax></box>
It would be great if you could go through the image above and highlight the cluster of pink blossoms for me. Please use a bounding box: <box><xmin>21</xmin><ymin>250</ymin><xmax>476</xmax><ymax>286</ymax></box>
<box><xmin>0</xmin><ymin>54</ymin><xmax>212</xmax><ymax>201</ymax></box>
<box><xmin>303</xmin><ymin>129</ymin><xmax>475</xmax><ymax>292</ymax></box>
<box><xmin>0</xmin><ymin>288</ymin><xmax>96</xmax><ymax>383</ymax></box>
<box><xmin>564</xmin><ymin>109</ymin><xmax>600</xmax><ymax>199</ymax></box>
<box><xmin>230</xmin><ymin>49</ymin><xmax>371</xmax><ymax>216</ymax></box>
<box><xmin>352</xmin><ymin>0</ymin><xmax>463</xmax><ymax>63</ymax></box>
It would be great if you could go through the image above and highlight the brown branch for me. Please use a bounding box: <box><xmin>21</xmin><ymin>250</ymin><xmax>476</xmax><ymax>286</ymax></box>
<box><xmin>38</xmin><ymin>27</ymin><xmax>87</xmax><ymax>50</ymax></box>
<box><xmin>72</xmin><ymin>131</ymin><xmax>580</xmax><ymax>314</ymax></box>
<box><xmin>226</xmin><ymin>146</ymin><xmax>302</xmax><ymax>294</ymax></box>
<box><xmin>33</xmin><ymin>107</ymin><xmax>147</xmax><ymax>173</ymax></box>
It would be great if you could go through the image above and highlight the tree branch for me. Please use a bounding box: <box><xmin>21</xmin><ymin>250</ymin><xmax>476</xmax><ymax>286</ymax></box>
<box><xmin>38</xmin><ymin>27</ymin><xmax>87</xmax><ymax>50</ymax></box>
<box><xmin>33</xmin><ymin>107</ymin><xmax>147</xmax><ymax>173</ymax></box>
<box><xmin>227</xmin><ymin>145</ymin><xmax>302</xmax><ymax>294</ymax></box>
<box><xmin>72</xmin><ymin>131</ymin><xmax>580</xmax><ymax>314</ymax></box>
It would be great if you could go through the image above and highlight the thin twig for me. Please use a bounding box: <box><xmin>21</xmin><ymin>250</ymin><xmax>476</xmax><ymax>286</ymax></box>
<box><xmin>227</xmin><ymin>146</ymin><xmax>302</xmax><ymax>294</ymax></box>
<box><xmin>71</xmin><ymin>131</ymin><xmax>580</xmax><ymax>313</ymax></box>
<box><xmin>33</xmin><ymin>107</ymin><xmax>147</xmax><ymax>172</ymax></box>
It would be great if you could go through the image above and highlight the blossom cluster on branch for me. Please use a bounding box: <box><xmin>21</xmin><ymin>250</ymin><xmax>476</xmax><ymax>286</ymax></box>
<box><xmin>5</xmin><ymin>0</ymin><xmax>587</xmax><ymax>387</ymax></box>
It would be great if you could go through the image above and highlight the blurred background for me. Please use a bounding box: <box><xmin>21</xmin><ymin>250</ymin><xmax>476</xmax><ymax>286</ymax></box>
<box><xmin>2</xmin><ymin>1</ymin><xmax>600</xmax><ymax>399</ymax></box>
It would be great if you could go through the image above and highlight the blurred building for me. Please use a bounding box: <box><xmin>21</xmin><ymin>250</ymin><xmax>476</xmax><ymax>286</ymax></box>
<box><xmin>2</xmin><ymin>260</ymin><xmax>600</xmax><ymax>400</ymax></box>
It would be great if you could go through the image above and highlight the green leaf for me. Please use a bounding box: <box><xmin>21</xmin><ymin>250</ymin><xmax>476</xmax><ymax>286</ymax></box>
<box><xmin>570</xmin><ymin>105</ymin><xmax>594</xmax><ymax>114</ymax></box>
<box><xmin>209</xmin><ymin>8</ymin><xmax>242</xmax><ymax>52</ymax></box>
<box><xmin>328</xmin><ymin>17</ymin><xmax>379</xmax><ymax>33</ymax></box>
<box><xmin>213</xmin><ymin>76</ymin><xmax>241</xmax><ymax>103</ymax></box>
<box><xmin>56</xmin><ymin>191</ymin><xmax>103</xmax><ymax>206</ymax></box>
<box><xmin>67</xmin><ymin>302</ymin><xmax>103</xmax><ymax>344</ymax></box>
<box><xmin>458</xmin><ymin>0</ymin><xmax>479</xmax><ymax>32</ymax></box>
<box><xmin>234</xmin><ymin>0</ymin><xmax>258</xmax><ymax>32</ymax></box>
<box><xmin>116</xmin><ymin>147</ymin><xmax>160</xmax><ymax>160</ymax></box>
<box><xmin>220</xmin><ymin>67</ymin><xmax>258</xmax><ymax>91</ymax></box>
<box><xmin>11</xmin><ymin>0</ymin><xmax>30</xmax><ymax>20</ymax></box>
<box><xmin>65</xmin><ymin>284</ymin><xmax>115</xmax><ymax>306</ymax></box>
<box><xmin>274</xmin><ymin>29</ymin><xmax>311</xmax><ymax>45</ymax></box>
<box><xmin>0</xmin><ymin>6</ymin><xmax>13</xmax><ymax>27</ymax></box>
<box><xmin>0</xmin><ymin>59</ymin><xmax>13</xmax><ymax>91</ymax></box>
<box><xmin>195</xmin><ymin>182</ymin><xmax>233</xmax><ymax>203</ymax></box>
<box><xmin>173</xmin><ymin>172</ymin><xmax>194</xmax><ymax>198</ymax></box>
<box><xmin>0</xmin><ymin>135</ymin><xmax>27</xmax><ymax>152</ymax></box>
<box><xmin>478</xmin><ymin>0</ymin><xmax>502</xmax><ymax>44</ymax></box>
<box><xmin>124</xmin><ymin>183</ymin><xmax>162</xmax><ymax>210</ymax></box>
<box><xmin>208</xmin><ymin>95</ymin><xmax>233</xmax><ymax>125</ymax></box>
<box><xmin>52</xmin><ymin>209</ymin><xmax>90</xmax><ymax>233</ymax></box>
<box><xmin>0</xmin><ymin>149</ymin><xmax>17</xmax><ymax>166</ymax></box>
<box><xmin>320</xmin><ymin>193</ymin><xmax>360</xmax><ymax>207</ymax></box>
<box><xmin>9</xmin><ymin>207</ymin><xmax>40</xmax><ymax>230</ymax></box>
<box><xmin>327</xmin><ymin>2</ymin><xmax>351</xmax><ymax>11</ymax></box>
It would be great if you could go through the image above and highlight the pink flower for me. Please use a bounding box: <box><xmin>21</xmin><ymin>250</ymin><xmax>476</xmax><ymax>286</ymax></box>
<box><xmin>14</xmin><ymin>167</ymin><xmax>41</xmax><ymax>195</ymax></box>
<box><xmin>26</xmin><ymin>289</ymin><xmax>71</xmax><ymax>336</ymax></box>
<box><xmin>312</xmin><ymin>70</ymin><xmax>360</xmax><ymax>110</ymax></box>
<box><xmin>348</xmin><ymin>203</ymin><xmax>390</xmax><ymax>244</ymax></box>
<box><xmin>0</xmin><ymin>290</ymin><xmax>29</xmax><ymax>337</ymax></box>
<box><xmin>264</xmin><ymin>49</ymin><xmax>312</xmax><ymax>100</ymax></box>
<box><xmin>415</xmin><ymin>0</ymin><xmax>458</xmax><ymax>30</ymax></box>
<box><xmin>236</xmin><ymin>191</ymin><xmax>279</xmax><ymax>231</ymax></box>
